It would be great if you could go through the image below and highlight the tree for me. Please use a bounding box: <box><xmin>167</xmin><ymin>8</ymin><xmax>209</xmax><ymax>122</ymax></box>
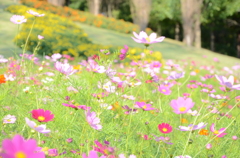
<box><xmin>88</xmin><ymin>0</ymin><xmax>102</xmax><ymax>15</ymax></box>
<box><xmin>181</xmin><ymin>0</ymin><xmax>203</xmax><ymax>48</ymax></box>
<box><xmin>130</xmin><ymin>0</ymin><xmax>152</xmax><ymax>31</ymax></box>
<box><xmin>47</xmin><ymin>0</ymin><xmax>65</xmax><ymax>6</ymax></box>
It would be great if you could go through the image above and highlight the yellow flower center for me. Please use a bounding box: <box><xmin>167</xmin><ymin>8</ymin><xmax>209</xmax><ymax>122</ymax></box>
<box><xmin>143</xmin><ymin>105</ymin><xmax>147</xmax><ymax>109</ymax></box>
<box><xmin>38</xmin><ymin>116</ymin><xmax>45</xmax><ymax>121</ymax></box>
<box><xmin>7</xmin><ymin>119</ymin><xmax>12</xmax><ymax>122</ymax></box>
<box><xmin>15</xmin><ymin>152</ymin><xmax>26</xmax><ymax>158</ymax></box>
<box><xmin>17</xmin><ymin>20</ymin><xmax>21</xmax><ymax>22</ymax></box>
<box><xmin>162</xmin><ymin>128</ymin><xmax>167</xmax><ymax>132</ymax></box>
<box><xmin>179</xmin><ymin>107</ymin><xmax>186</xmax><ymax>112</ymax></box>
<box><xmin>162</xmin><ymin>89</ymin><xmax>166</xmax><ymax>92</ymax></box>
<box><xmin>145</xmin><ymin>37</ymin><xmax>151</xmax><ymax>42</ymax></box>
<box><xmin>214</xmin><ymin>130</ymin><xmax>219</xmax><ymax>134</ymax></box>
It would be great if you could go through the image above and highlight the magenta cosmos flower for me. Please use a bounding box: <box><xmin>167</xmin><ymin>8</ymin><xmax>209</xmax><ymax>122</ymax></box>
<box><xmin>158</xmin><ymin>123</ymin><xmax>173</xmax><ymax>134</ymax></box>
<box><xmin>119</xmin><ymin>45</ymin><xmax>129</xmax><ymax>60</ymax></box>
<box><xmin>62</xmin><ymin>103</ymin><xmax>91</xmax><ymax>110</ymax></box>
<box><xmin>0</xmin><ymin>134</ymin><xmax>45</xmax><ymax>158</ymax></box>
<box><xmin>170</xmin><ymin>97</ymin><xmax>195</xmax><ymax>114</ymax></box>
<box><xmin>132</xmin><ymin>31</ymin><xmax>165</xmax><ymax>46</ymax></box>
<box><xmin>93</xmin><ymin>140</ymin><xmax>115</xmax><ymax>156</ymax></box>
<box><xmin>31</xmin><ymin>109</ymin><xmax>54</xmax><ymax>122</ymax></box>
<box><xmin>210</xmin><ymin>123</ymin><xmax>227</xmax><ymax>137</ymax></box>
<box><xmin>10</xmin><ymin>15</ymin><xmax>27</xmax><ymax>24</ymax></box>
<box><xmin>135</xmin><ymin>101</ymin><xmax>154</xmax><ymax>111</ymax></box>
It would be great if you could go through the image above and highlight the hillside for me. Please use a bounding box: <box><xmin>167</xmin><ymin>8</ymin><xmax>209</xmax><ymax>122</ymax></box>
<box><xmin>0</xmin><ymin>0</ymin><xmax>240</xmax><ymax>67</ymax></box>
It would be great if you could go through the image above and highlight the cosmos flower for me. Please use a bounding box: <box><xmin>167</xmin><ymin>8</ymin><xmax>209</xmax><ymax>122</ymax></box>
<box><xmin>215</xmin><ymin>75</ymin><xmax>240</xmax><ymax>90</ymax></box>
<box><xmin>0</xmin><ymin>55</ymin><xmax>8</xmax><ymax>63</ymax></box>
<box><xmin>27</xmin><ymin>10</ymin><xmax>45</xmax><ymax>17</ymax></box>
<box><xmin>31</xmin><ymin>109</ymin><xmax>54</xmax><ymax>122</ymax></box>
<box><xmin>168</xmin><ymin>72</ymin><xmax>185</xmax><ymax>80</ymax></box>
<box><xmin>170</xmin><ymin>97</ymin><xmax>195</xmax><ymax>114</ymax></box>
<box><xmin>152</xmin><ymin>135</ymin><xmax>173</xmax><ymax>145</ymax></box>
<box><xmin>55</xmin><ymin>61</ymin><xmax>76</xmax><ymax>76</ymax></box>
<box><xmin>119</xmin><ymin>154</ymin><xmax>137</xmax><ymax>158</ymax></box>
<box><xmin>132</xmin><ymin>31</ymin><xmax>165</xmax><ymax>46</ymax></box>
<box><xmin>119</xmin><ymin>45</ymin><xmax>129</xmax><ymax>60</ymax></box>
<box><xmin>0</xmin><ymin>135</ymin><xmax>45</xmax><ymax>158</ymax></box>
<box><xmin>3</xmin><ymin>114</ymin><xmax>16</xmax><ymax>124</ymax></box>
<box><xmin>135</xmin><ymin>102</ymin><xmax>154</xmax><ymax>111</ymax></box>
<box><xmin>10</xmin><ymin>15</ymin><xmax>27</xmax><ymax>24</ymax></box>
<box><xmin>25</xmin><ymin>118</ymin><xmax>51</xmax><ymax>133</ymax></box>
<box><xmin>158</xmin><ymin>123</ymin><xmax>172</xmax><ymax>134</ymax></box>
<box><xmin>0</xmin><ymin>74</ymin><xmax>6</xmax><ymax>84</ymax></box>
<box><xmin>62</xmin><ymin>103</ymin><xmax>91</xmax><ymax>110</ymax></box>
<box><xmin>85</xmin><ymin>110</ymin><xmax>102</xmax><ymax>130</ymax></box>
<box><xmin>210</xmin><ymin>123</ymin><xmax>227</xmax><ymax>137</ymax></box>
<box><xmin>38</xmin><ymin>35</ymin><xmax>44</xmax><ymax>40</ymax></box>
<box><xmin>158</xmin><ymin>85</ymin><xmax>171</xmax><ymax>95</ymax></box>
<box><xmin>93</xmin><ymin>140</ymin><xmax>115</xmax><ymax>156</ymax></box>
<box><xmin>178</xmin><ymin>122</ymin><xmax>207</xmax><ymax>131</ymax></box>
<box><xmin>82</xmin><ymin>150</ymin><xmax>106</xmax><ymax>158</ymax></box>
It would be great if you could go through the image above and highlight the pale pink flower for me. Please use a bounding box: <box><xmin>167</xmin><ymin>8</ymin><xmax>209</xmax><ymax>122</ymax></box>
<box><xmin>54</xmin><ymin>61</ymin><xmax>76</xmax><ymax>76</ymax></box>
<box><xmin>25</xmin><ymin>118</ymin><xmax>51</xmax><ymax>133</ymax></box>
<box><xmin>38</xmin><ymin>35</ymin><xmax>44</xmax><ymax>40</ymax></box>
<box><xmin>85</xmin><ymin>111</ymin><xmax>102</xmax><ymax>130</ymax></box>
<box><xmin>132</xmin><ymin>31</ymin><xmax>165</xmax><ymax>46</ymax></box>
<box><xmin>10</xmin><ymin>15</ymin><xmax>27</xmax><ymax>24</ymax></box>
<box><xmin>3</xmin><ymin>115</ymin><xmax>16</xmax><ymax>124</ymax></box>
<box><xmin>170</xmin><ymin>97</ymin><xmax>195</xmax><ymax>114</ymax></box>
<box><xmin>27</xmin><ymin>10</ymin><xmax>45</xmax><ymax>17</ymax></box>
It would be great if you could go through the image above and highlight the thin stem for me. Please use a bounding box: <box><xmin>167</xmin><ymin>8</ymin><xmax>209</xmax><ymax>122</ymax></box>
<box><xmin>21</xmin><ymin>17</ymin><xmax>36</xmax><ymax>66</ymax></box>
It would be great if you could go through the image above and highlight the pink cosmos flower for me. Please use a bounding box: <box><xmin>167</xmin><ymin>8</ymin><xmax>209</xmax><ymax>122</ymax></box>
<box><xmin>10</xmin><ymin>15</ymin><xmax>27</xmax><ymax>24</ymax></box>
<box><xmin>27</xmin><ymin>10</ymin><xmax>45</xmax><ymax>17</ymax></box>
<box><xmin>210</xmin><ymin>123</ymin><xmax>227</xmax><ymax>137</ymax></box>
<box><xmin>25</xmin><ymin>118</ymin><xmax>51</xmax><ymax>133</ymax></box>
<box><xmin>82</xmin><ymin>150</ymin><xmax>106</xmax><ymax>158</ymax></box>
<box><xmin>135</xmin><ymin>101</ymin><xmax>154</xmax><ymax>111</ymax></box>
<box><xmin>119</xmin><ymin>45</ymin><xmax>129</xmax><ymax>60</ymax></box>
<box><xmin>158</xmin><ymin>85</ymin><xmax>171</xmax><ymax>95</ymax></box>
<box><xmin>170</xmin><ymin>97</ymin><xmax>195</xmax><ymax>114</ymax></box>
<box><xmin>158</xmin><ymin>123</ymin><xmax>173</xmax><ymax>134</ymax></box>
<box><xmin>38</xmin><ymin>35</ymin><xmax>44</xmax><ymax>40</ymax></box>
<box><xmin>62</xmin><ymin>103</ymin><xmax>91</xmax><ymax>110</ymax></box>
<box><xmin>0</xmin><ymin>135</ymin><xmax>45</xmax><ymax>158</ymax></box>
<box><xmin>153</xmin><ymin>135</ymin><xmax>173</xmax><ymax>145</ymax></box>
<box><xmin>178</xmin><ymin>122</ymin><xmax>207</xmax><ymax>131</ymax></box>
<box><xmin>55</xmin><ymin>61</ymin><xmax>76</xmax><ymax>76</ymax></box>
<box><xmin>215</xmin><ymin>75</ymin><xmax>240</xmax><ymax>90</ymax></box>
<box><xmin>31</xmin><ymin>109</ymin><xmax>54</xmax><ymax>122</ymax></box>
<box><xmin>85</xmin><ymin>110</ymin><xmax>102</xmax><ymax>130</ymax></box>
<box><xmin>132</xmin><ymin>31</ymin><xmax>165</xmax><ymax>46</ymax></box>
<box><xmin>0</xmin><ymin>55</ymin><xmax>8</xmax><ymax>63</ymax></box>
<box><xmin>3</xmin><ymin>114</ymin><xmax>16</xmax><ymax>124</ymax></box>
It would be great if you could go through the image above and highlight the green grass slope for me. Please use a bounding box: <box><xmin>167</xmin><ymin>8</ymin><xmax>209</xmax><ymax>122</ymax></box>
<box><xmin>0</xmin><ymin>0</ymin><xmax>239</xmax><ymax>67</ymax></box>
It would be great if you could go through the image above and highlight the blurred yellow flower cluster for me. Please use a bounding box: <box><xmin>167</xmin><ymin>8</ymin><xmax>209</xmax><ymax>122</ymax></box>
<box><xmin>20</xmin><ymin>0</ymin><xmax>153</xmax><ymax>34</ymax></box>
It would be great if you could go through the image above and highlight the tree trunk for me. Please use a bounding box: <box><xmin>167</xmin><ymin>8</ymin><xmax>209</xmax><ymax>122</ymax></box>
<box><xmin>88</xmin><ymin>0</ymin><xmax>102</xmax><ymax>15</ymax></box>
<box><xmin>130</xmin><ymin>0</ymin><xmax>152</xmax><ymax>31</ymax></box>
<box><xmin>47</xmin><ymin>0</ymin><xmax>65</xmax><ymax>6</ymax></box>
<box><xmin>175</xmin><ymin>23</ymin><xmax>180</xmax><ymax>41</ymax></box>
<box><xmin>181</xmin><ymin>0</ymin><xmax>202</xmax><ymax>47</ymax></box>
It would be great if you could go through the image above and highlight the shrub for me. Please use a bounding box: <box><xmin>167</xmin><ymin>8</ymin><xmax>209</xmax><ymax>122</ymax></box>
<box><xmin>20</xmin><ymin>0</ymin><xmax>153</xmax><ymax>34</ymax></box>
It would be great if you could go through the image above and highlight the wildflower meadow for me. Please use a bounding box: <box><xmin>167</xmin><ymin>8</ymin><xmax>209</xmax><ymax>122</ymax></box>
<box><xmin>1</xmin><ymin>6</ymin><xmax>240</xmax><ymax>158</ymax></box>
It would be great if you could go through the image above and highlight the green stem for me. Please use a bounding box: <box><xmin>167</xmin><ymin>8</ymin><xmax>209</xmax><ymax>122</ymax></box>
<box><xmin>21</xmin><ymin>17</ymin><xmax>36</xmax><ymax>67</ymax></box>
